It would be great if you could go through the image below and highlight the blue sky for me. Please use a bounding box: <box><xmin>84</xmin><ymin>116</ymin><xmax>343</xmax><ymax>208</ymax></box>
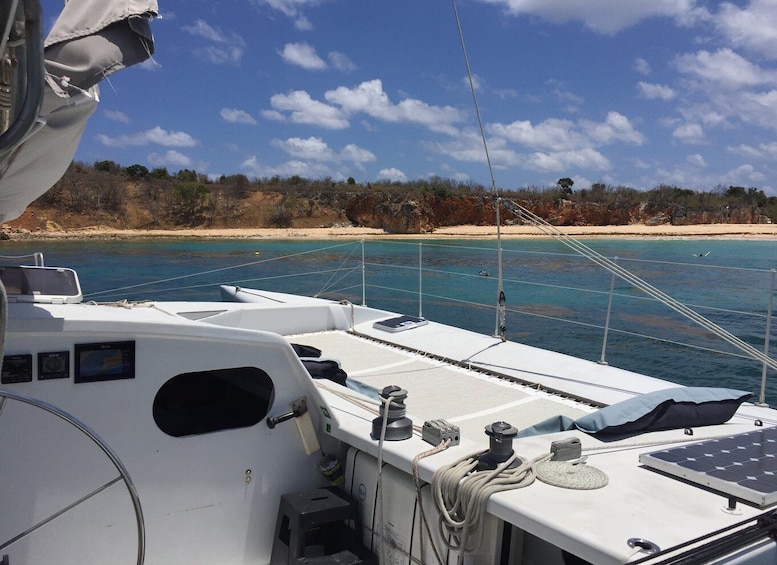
<box><xmin>43</xmin><ymin>0</ymin><xmax>777</xmax><ymax>195</ymax></box>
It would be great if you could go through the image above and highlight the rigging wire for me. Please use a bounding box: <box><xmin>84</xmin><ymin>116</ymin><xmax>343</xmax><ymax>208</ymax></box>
<box><xmin>451</xmin><ymin>0</ymin><xmax>506</xmax><ymax>341</ymax></box>
<box><xmin>501</xmin><ymin>200</ymin><xmax>777</xmax><ymax>372</ymax></box>
<box><xmin>84</xmin><ymin>241</ymin><xmax>361</xmax><ymax>298</ymax></box>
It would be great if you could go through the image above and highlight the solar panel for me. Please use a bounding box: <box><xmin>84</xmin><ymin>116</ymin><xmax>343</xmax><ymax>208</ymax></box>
<box><xmin>640</xmin><ymin>427</ymin><xmax>777</xmax><ymax>508</ymax></box>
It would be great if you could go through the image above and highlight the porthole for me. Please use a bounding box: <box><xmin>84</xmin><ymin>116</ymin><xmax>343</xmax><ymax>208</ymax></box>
<box><xmin>153</xmin><ymin>367</ymin><xmax>274</xmax><ymax>437</ymax></box>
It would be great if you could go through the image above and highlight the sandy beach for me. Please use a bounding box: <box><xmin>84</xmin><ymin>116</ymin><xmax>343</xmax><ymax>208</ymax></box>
<box><xmin>3</xmin><ymin>223</ymin><xmax>777</xmax><ymax>240</ymax></box>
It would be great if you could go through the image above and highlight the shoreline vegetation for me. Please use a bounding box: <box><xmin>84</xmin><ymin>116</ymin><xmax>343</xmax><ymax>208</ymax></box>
<box><xmin>3</xmin><ymin>223</ymin><xmax>777</xmax><ymax>240</ymax></box>
<box><xmin>8</xmin><ymin>162</ymin><xmax>777</xmax><ymax>240</ymax></box>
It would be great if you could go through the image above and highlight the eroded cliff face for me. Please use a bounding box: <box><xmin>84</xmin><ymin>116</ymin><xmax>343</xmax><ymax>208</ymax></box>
<box><xmin>5</xmin><ymin>185</ymin><xmax>771</xmax><ymax>234</ymax></box>
<box><xmin>343</xmin><ymin>193</ymin><xmax>770</xmax><ymax>234</ymax></box>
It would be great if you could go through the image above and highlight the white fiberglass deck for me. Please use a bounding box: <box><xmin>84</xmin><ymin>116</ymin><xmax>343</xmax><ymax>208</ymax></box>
<box><xmin>290</xmin><ymin>326</ymin><xmax>777</xmax><ymax>565</ymax></box>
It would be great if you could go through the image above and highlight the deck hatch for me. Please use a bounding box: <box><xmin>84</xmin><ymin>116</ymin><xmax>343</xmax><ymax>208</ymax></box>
<box><xmin>640</xmin><ymin>426</ymin><xmax>777</xmax><ymax>507</ymax></box>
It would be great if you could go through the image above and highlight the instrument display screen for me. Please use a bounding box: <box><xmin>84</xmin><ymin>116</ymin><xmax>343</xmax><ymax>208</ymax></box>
<box><xmin>75</xmin><ymin>341</ymin><xmax>135</xmax><ymax>383</ymax></box>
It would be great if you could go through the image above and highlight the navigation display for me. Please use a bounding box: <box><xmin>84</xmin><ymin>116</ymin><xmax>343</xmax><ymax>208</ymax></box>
<box><xmin>74</xmin><ymin>341</ymin><xmax>135</xmax><ymax>383</ymax></box>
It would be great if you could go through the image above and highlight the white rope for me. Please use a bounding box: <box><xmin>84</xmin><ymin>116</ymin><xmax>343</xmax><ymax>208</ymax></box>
<box><xmin>376</xmin><ymin>395</ymin><xmax>391</xmax><ymax>565</ymax></box>
<box><xmin>432</xmin><ymin>449</ymin><xmax>552</xmax><ymax>557</ymax></box>
<box><xmin>412</xmin><ymin>440</ymin><xmax>451</xmax><ymax>565</ymax></box>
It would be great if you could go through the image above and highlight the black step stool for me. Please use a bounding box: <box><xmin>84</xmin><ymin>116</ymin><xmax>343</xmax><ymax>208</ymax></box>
<box><xmin>270</xmin><ymin>486</ymin><xmax>371</xmax><ymax>564</ymax></box>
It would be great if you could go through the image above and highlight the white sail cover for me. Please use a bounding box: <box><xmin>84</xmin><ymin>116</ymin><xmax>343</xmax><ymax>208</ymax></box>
<box><xmin>0</xmin><ymin>0</ymin><xmax>158</xmax><ymax>222</ymax></box>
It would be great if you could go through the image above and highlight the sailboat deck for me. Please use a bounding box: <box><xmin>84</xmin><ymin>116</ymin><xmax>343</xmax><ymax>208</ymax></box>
<box><xmin>289</xmin><ymin>326</ymin><xmax>777</xmax><ymax>565</ymax></box>
<box><xmin>290</xmin><ymin>329</ymin><xmax>593</xmax><ymax>438</ymax></box>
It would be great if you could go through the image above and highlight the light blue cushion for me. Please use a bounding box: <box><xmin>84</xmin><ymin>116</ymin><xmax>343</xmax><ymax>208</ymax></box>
<box><xmin>574</xmin><ymin>387</ymin><xmax>752</xmax><ymax>437</ymax></box>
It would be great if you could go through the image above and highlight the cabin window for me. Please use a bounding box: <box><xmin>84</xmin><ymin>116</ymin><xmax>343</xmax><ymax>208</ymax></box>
<box><xmin>153</xmin><ymin>367</ymin><xmax>274</xmax><ymax>437</ymax></box>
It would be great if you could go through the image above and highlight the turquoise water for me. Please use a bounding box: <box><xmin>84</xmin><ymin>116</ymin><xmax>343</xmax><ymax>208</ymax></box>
<box><xmin>2</xmin><ymin>237</ymin><xmax>776</xmax><ymax>403</ymax></box>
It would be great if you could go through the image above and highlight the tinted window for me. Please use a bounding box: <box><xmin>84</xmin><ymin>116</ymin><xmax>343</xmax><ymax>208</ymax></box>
<box><xmin>153</xmin><ymin>367</ymin><xmax>274</xmax><ymax>437</ymax></box>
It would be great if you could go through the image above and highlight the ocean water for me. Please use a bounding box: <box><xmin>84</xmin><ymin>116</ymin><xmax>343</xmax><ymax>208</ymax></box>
<box><xmin>2</xmin><ymin>236</ymin><xmax>776</xmax><ymax>403</ymax></box>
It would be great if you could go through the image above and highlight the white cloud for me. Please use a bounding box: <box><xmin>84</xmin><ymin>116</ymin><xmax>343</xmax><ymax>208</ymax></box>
<box><xmin>272</xmin><ymin>136</ymin><xmax>334</xmax><ymax>161</ymax></box>
<box><xmin>714</xmin><ymin>0</ymin><xmax>777</xmax><ymax>60</ymax></box>
<box><xmin>97</xmin><ymin>126</ymin><xmax>198</xmax><ymax>148</ymax></box>
<box><xmin>328</xmin><ymin>51</ymin><xmax>357</xmax><ymax>72</ymax></box>
<box><xmin>581</xmin><ymin>112</ymin><xmax>646</xmax><ymax>145</ymax></box>
<box><xmin>672</xmin><ymin>123</ymin><xmax>705</xmax><ymax>144</ymax></box>
<box><xmin>271</xmin><ymin>137</ymin><xmax>376</xmax><ymax>169</ymax></box>
<box><xmin>637</xmin><ymin>81</ymin><xmax>676</xmax><ymax>100</ymax></box>
<box><xmin>182</xmin><ymin>20</ymin><xmax>226</xmax><ymax>43</ymax></box>
<box><xmin>674</xmin><ymin>48</ymin><xmax>777</xmax><ymax>89</ymax></box>
<box><xmin>325</xmin><ymin>79</ymin><xmax>464</xmax><ymax>134</ymax></box>
<box><xmin>634</xmin><ymin>57</ymin><xmax>652</xmax><ymax>75</ymax></box>
<box><xmin>265</xmin><ymin>80</ymin><xmax>464</xmax><ymax>135</ymax></box>
<box><xmin>686</xmin><ymin>153</ymin><xmax>707</xmax><ymax>167</ymax></box>
<box><xmin>478</xmin><ymin>0</ymin><xmax>701</xmax><ymax>34</ymax></box>
<box><xmin>241</xmin><ymin>155</ymin><xmax>335</xmax><ymax>179</ymax></box>
<box><xmin>427</xmin><ymin>132</ymin><xmax>520</xmax><ymax>168</ymax></box>
<box><xmin>377</xmin><ymin>168</ymin><xmax>407</xmax><ymax>182</ymax></box>
<box><xmin>281</xmin><ymin>42</ymin><xmax>327</xmax><ymax>70</ymax></box>
<box><xmin>727</xmin><ymin>141</ymin><xmax>777</xmax><ymax>159</ymax></box>
<box><xmin>340</xmin><ymin>144</ymin><xmax>376</xmax><ymax>163</ymax></box>
<box><xmin>103</xmin><ymin>110</ymin><xmax>130</xmax><ymax>123</ymax></box>
<box><xmin>250</xmin><ymin>0</ymin><xmax>317</xmax><ymax>30</ymax></box>
<box><xmin>720</xmin><ymin>163</ymin><xmax>766</xmax><ymax>184</ymax></box>
<box><xmin>488</xmin><ymin>112</ymin><xmax>644</xmax><ymax>152</ymax></box>
<box><xmin>220</xmin><ymin>108</ymin><xmax>258</xmax><ymax>125</ymax></box>
<box><xmin>525</xmin><ymin>148</ymin><xmax>611</xmax><ymax>173</ymax></box>
<box><xmin>261</xmin><ymin>110</ymin><xmax>285</xmax><ymax>122</ymax></box>
<box><xmin>148</xmin><ymin>150</ymin><xmax>192</xmax><ymax>167</ymax></box>
<box><xmin>182</xmin><ymin>19</ymin><xmax>245</xmax><ymax>65</ymax></box>
<box><xmin>266</xmin><ymin>90</ymin><xmax>349</xmax><ymax>129</ymax></box>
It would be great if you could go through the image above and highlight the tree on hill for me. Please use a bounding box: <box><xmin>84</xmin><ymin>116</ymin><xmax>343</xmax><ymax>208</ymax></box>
<box><xmin>557</xmin><ymin>177</ymin><xmax>574</xmax><ymax>196</ymax></box>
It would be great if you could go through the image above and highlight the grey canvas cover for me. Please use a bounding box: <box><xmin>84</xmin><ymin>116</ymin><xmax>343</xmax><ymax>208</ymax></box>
<box><xmin>0</xmin><ymin>0</ymin><xmax>158</xmax><ymax>222</ymax></box>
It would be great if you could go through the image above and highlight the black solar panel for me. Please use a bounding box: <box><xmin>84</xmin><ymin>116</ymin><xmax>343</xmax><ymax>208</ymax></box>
<box><xmin>640</xmin><ymin>427</ymin><xmax>777</xmax><ymax>507</ymax></box>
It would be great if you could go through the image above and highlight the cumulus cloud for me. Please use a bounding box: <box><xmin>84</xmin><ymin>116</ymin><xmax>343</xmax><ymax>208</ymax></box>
<box><xmin>637</xmin><ymin>81</ymin><xmax>676</xmax><ymax>100</ymax></box>
<box><xmin>148</xmin><ymin>150</ymin><xmax>192</xmax><ymax>167</ymax></box>
<box><xmin>264</xmin><ymin>80</ymin><xmax>464</xmax><ymax>135</ymax></box>
<box><xmin>674</xmin><ymin>48</ymin><xmax>777</xmax><ymax>89</ymax></box>
<box><xmin>281</xmin><ymin>42</ymin><xmax>327</xmax><ymax>70</ymax></box>
<box><xmin>686</xmin><ymin>153</ymin><xmax>707</xmax><ymax>167</ymax></box>
<box><xmin>727</xmin><ymin>141</ymin><xmax>777</xmax><ymax>159</ymax></box>
<box><xmin>271</xmin><ymin>136</ymin><xmax>376</xmax><ymax>167</ymax></box>
<box><xmin>220</xmin><ymin>108</ymin><xmax>258</xmax><ymax>125</ymax></box>
<box><xmin>714</xmin><ymin>0</ymin><xmax>777</xmax><ymax>60</ymax></box>
<box><xmin>97</xmin><ymin>126</ymin><xmax>198</xmax><ymax>148</ymax></box>
<box><xmin>672</xmin><ymin>123</ymin><xmax>705</xmax><ymax>144</ymax></box>
<box><xmin>525</xmin><ymin>148</ymin><xmax>611</xmax><ymax>173</ymax></box>
<box><xmin>477</xmin><ymin>0</ymin><xmax>701</xmax><ymax>34</ymax></box>
<box><xmin>241</xmin><ymin>155</ymin><xmax>335</xmax><ymax>179</ymax></box>
<box><xmin>488</xmin><ymin>112</ymin><xmax>644</xmax><ymax>152</ymax></box>
<box><xmin>340</xmin><ymin>144</ymin><xmax>376</xmax><ymax>163</ymax></box>
<box><xmin>272</xmin><ymin>136</ymin><xmax>334</xmax><ymax>161</ymax></box>
<box><xmin>633</xmin><ymin>57</ymin><xmax>652</xmax><ymax>75</ymax></box>
<box><xmin>182</xmin><ymin>19</ymin><xmax>245</xmax><ymax>64</ymax></box>
<box><xmin>377</xmin><ymin>168</ymin><xmax>407</xmax><ymax>182</ymax></box>
<box><xmin>328</xmin><ymin>51</ymin><xmax>357</xmax><ymax>72</ymax></box>
<box><xmin>324</xmin><ymin>79</ymin><xmax>464</xmax><ymax>134</ymax></box>
<box><xmin>265</xmin><ymin>91</ymin><xmax>349</xmax><ymax>129</ymax></box>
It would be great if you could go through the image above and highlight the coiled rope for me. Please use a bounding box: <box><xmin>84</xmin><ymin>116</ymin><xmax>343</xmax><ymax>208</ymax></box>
<box><xmin>431</xmin><ymin>450</ymin><xmax>552</xmax><ymax>556</ymax></box>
